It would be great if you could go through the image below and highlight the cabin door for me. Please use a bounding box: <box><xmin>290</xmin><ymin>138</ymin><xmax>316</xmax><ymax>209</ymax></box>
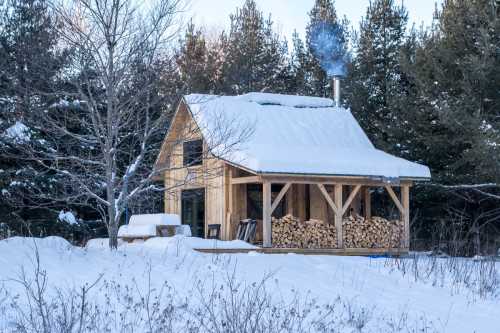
<box><xmin>181</xmin><ymin>188</ymin><xmax>205</xmax><ymax>238</ymax></box>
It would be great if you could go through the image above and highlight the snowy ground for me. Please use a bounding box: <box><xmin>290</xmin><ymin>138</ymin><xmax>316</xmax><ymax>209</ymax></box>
<box><xmin>0</xmin><ymin>236</ymin><xmax>498</xmax><ymax>332</ymax></box>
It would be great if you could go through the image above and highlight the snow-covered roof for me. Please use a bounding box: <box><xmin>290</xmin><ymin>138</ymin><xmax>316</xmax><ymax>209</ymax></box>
<box><xmin>183</xmin><ymin>93</ymin><xmax>431</xmax><ymax>180</ymax></box>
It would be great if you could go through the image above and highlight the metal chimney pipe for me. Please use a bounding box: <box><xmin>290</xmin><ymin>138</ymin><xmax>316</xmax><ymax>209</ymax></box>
<box><xmin>333</xmin><ymin>76</ymin><xmax>341</xmax><ymax>108</ymax></box>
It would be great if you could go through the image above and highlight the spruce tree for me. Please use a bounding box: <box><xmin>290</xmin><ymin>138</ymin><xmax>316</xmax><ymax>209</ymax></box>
<box><xmin>397</xmin><ymin>0</ymin><xmax>500</xmax><ymax>254</ymax></box>
<box><xmin>0</xmin><ymin>0</ymin><xmax>66</xmax><ymax>234</ymax></box>
<box><xmin>402</xmin><ymin>0</ymin><xmax>499</xmax><ymax>187</ymax></box>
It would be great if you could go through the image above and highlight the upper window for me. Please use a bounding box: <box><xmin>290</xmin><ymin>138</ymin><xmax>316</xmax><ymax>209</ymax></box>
<box><xmin>183</xmin><ymin>139</ymin><xmax>203</xmax><ymax>166</ymax></box>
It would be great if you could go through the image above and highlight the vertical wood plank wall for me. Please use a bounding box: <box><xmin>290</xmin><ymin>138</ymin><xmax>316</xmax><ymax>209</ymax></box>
<box><xmin>162</xmin><ymin>103</ymin><xmax>225</xmax><ymax>238</ymax></box>
<box><xmin>310</xmin><ymin>185</ymin><xmax>328</xmax><ymax>221</ymax></box>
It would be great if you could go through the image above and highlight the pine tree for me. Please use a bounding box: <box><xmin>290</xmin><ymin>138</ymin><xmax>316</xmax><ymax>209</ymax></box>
<box><xmin>176</xmin><ymin>22</ymin><xmax>213</xmax><ymax>94</ymax></box>
<box><xmin>288</xmin><ymin>30</ymin><xmax>309</xmax><ymax>95</ymax></box>
<box><xmin>204</xmin><ymin>34</ymin><xmax>226</xmax><ymax>94</ymax></box>
<box><xmin>222</xmin><ymin>0</ymin><xmax>288</xmax><ymax>94</ymax></box>
<box><xmin>344</xmin><ymin>0</ymin><xmax>409</xmax><ymax>152</ymax></box>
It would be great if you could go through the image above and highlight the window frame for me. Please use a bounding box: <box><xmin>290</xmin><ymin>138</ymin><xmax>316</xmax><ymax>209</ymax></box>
<box><xmin>182</xmin><ymin>139</ymin><xmax>203</xmax><ymax>167</ymax></box>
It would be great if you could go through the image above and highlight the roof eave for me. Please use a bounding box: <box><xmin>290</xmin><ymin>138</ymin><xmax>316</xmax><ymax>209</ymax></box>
<box><xmin>255</xmin><ymin>170</ymin><xmax>430</xmax><ymax>182</ymax></box>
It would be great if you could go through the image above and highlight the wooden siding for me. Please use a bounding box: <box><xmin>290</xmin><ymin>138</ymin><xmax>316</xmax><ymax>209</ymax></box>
<box><xmin>310</xmin><ymin>184</ymin><xmax>328</xmax><ymax>222</ymax></box>
<box><xmin>160</xmin><ymin>102</ymin><xmax>225</xmax><ymax>238</ymax></box>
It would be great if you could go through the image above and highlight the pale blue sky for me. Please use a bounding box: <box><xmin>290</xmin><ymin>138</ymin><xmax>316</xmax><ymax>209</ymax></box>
<box><xmin>188</xmin><ymin>0</ymin><xmax>443</xmax><ymax>40</ymax></box>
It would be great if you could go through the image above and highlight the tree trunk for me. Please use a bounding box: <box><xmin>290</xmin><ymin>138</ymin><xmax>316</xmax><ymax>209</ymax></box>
<box><xmin>108</xmin><ymin>200</ymin><xmax>118</xmax><ymax>249</ymax></box>
<box><xmin>473</xmin><ymin>226</ymin><xmax>481</xmax><ymax>256</ymax></box>
<box><xmin>108</xmin><ymin>225</ymin><xmax>118</xmax><ymax>249</ymax></box>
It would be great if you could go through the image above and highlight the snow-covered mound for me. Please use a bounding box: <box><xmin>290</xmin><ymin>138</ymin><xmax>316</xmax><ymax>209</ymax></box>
<box><xmin>85</xmin><ymin>237</ymin><xmax>125</xmax><ymax>249</ymax></box>
<box><xmin>143</xmin><ymin>235</ymin><xmax>257</xmax><ymax>250</ymax></box>
<box><xmin>86</xmin><ymin>235</ymin><xmax>257</xmax><ymax>251</ymax></box>
<box><xmin>0</xmin><ymin>236</ymin><xmax>73</xmax><ymax>264</ymax></box>
<box><xmin>118</xmin><ymin>224</ymin><xmax>157</xmax><ymax>238</ymax></box>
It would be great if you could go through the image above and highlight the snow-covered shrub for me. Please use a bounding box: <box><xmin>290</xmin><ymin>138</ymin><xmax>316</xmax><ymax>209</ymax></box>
<box><xmin>386</xmin><ymin>254</ymin><xmax>499</xmax><ymax>299</ymax></box>
<box><xmin>187</xmin><ymin>272</ymin><xmax>339</xmax><ymax>333</ymax></box>
<box><xmin>57</xmin><ymin>210</ymin><xmax>78</xmax><ymax>225</ymax></box>
<box><xmin>2</xmin><ymin>121</ymin><xmax>31</xmax><ymax>144</ymax></box>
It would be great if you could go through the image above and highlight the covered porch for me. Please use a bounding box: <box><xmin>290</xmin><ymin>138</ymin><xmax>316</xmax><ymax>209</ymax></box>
<box><xmin>223</xmin><ymin>166</ymin><xmax>412</xmax><ymax>252</ymax></box>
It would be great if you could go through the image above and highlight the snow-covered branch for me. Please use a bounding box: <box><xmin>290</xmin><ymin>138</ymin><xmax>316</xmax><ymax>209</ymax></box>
<box><xmin>424</xmin><ymin>182</ymin><xmax>500</xmax><ymax>200</ymax></box>
<box><xmin>426</xmin><ymin>183</ymin><xmax>499</xmax><ymax>189</ymax></box>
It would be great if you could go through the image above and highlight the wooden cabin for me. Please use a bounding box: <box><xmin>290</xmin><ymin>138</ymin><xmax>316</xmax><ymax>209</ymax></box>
<box><xmin>154</xmin><ymin>93</ymin><xmax>430</xmax><ymax>252</ymax></box>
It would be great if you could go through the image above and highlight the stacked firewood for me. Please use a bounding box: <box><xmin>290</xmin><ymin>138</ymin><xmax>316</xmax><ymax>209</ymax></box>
<box><xmin>272</xmin><ymin>214</ymin><xmax>403</xmax><ymax>249</ymax></box>
<box><xmin>343</xmin><ymin>215</ymin><xmax>402</xmax><ymax>248</ymax></box>
<box><xmin>272</xmin><ymin>215</ymin><xmax>337</xmax><ymax>248</ymax></box>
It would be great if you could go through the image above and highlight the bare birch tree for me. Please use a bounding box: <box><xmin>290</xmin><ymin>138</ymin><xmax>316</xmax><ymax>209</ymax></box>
<box><xmin>43</xmin><ymin>0</ymin><xmax>185</xmax><ymax>248</ymax></box>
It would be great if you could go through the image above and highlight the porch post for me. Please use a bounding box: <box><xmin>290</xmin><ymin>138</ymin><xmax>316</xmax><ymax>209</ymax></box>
<box><xmin>286</xmin><ymin>184</ymin><xmax>294</xmax><ymax>216</ymax></box>
<box><xmin>334</xmin><ymin>184</ymin><xmax>343</xmax><ymax>248</ymax></box>
<box><xmin>363</xmin><ymin>187</ymin><xmax>371</xmax><ymax>221</ymax></box>
<box><xmin>263</xmin><ymin>181</ymin><xmax>272</xmax><ymax>247</ymax></box>
<box><xmin>401</xmin><ymin>185</ymin><xmax>410</xmax><ymax>249</ymax></box>
<box><xmin>225</xmin><ymin>166</ymin><xmax>233</xmax><ymax>240</ymax></box>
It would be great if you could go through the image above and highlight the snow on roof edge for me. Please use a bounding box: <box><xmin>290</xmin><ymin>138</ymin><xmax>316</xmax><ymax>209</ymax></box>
<box><xmin>254</xmin><ymin>170</ymin><xmax>431</xmax><ymax>181</ymax></box>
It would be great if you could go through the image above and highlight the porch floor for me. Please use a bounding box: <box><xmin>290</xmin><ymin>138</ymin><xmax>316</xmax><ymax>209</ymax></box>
<box><xmin>194</xmin><ymin>247</ymin><xmax>409</xmax><ymax>256</ymax></box>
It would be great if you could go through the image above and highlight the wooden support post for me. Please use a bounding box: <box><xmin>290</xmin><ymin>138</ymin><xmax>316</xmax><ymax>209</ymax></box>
<box><xmin>363</xmin><ymin>187</ymin><xmax>371</xmax><ymax>221</ymax></box>
<box><xmin>342</xmin><ymin>185</ymin><xmax>361</xmax><ymax>215</ymax></box>
<box><xmin>402</xmin><ymin>185</ymin><xmax>410</xmax><ymax>249</ymax></box>
<box><xmin>271</xmin><ymin>182</ymin><xmax>291</xmax><ymax>213</ymax></box>
<box><xmin>226</xmin><ymin>167</ymin><xmax>233</xmax><ymax>240</ymax></box>
<box><xmin>349</xmin><ymin>185</ymin><xmax>361</xmax><ymax>216</ymax></box>
<box><xmin>334</xmin><ymin>184</ymin><xmax>343</xmax><ymax>248</ymax></box>
<box><xmin>317</xmin><ymin>184</ymin><xmax>338</xmax><ymax>215</ymax></box>
<box><xmin>385</xmin><ymin>185</ymin><xmax>404</xmax><ymax>214</ymax></box>
<box><xmin>263</xmin><ymin>181</ymin><xmax>272</xmax><ymax>248</ymax></box>
<box><xmin>286</xmin><ymin>184</ymin><xmax>294</xmax><ymax>216</ymax></box>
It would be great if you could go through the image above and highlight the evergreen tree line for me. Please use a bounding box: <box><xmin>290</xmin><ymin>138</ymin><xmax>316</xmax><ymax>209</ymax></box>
<box><xmin>0</xmin><ymin>0</ymin><xmax>498</xmax><ymax>253</ymax></box>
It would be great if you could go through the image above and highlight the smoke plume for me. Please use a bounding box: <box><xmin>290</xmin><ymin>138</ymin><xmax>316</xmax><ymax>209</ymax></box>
<box><xmin>309</xmin><ymin>21</ymin><xmax>348</xmax><ymax>77</ymax></box>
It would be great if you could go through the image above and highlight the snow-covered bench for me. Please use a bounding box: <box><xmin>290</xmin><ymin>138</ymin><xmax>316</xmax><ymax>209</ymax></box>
<box><xmin>118</xmin><ymin>214</ymin><xmax>191</xmax><ymax>242</ymax></box>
